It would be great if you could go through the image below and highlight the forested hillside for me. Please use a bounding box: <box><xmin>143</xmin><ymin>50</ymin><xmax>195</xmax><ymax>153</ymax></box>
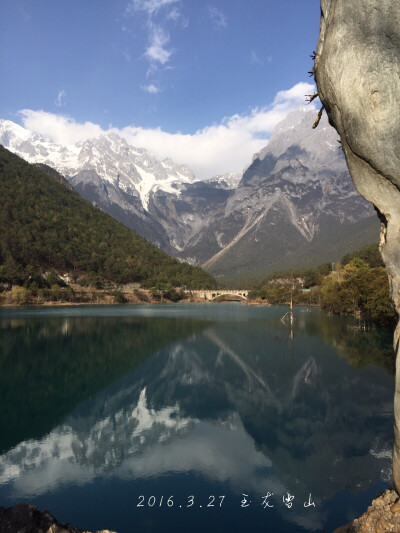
<box><xmin>250</xmin><ymin>244</ymin><xmax>396</xmax><ymax>326</ymax></box>
<box><xmin>0</xmin><ymin>146</ymin><xmax>217</xmax><ymax>289</ymax></box>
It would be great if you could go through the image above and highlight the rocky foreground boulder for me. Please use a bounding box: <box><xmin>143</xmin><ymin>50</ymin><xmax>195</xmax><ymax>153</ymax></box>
<box><xmin>333</xmin><ymin>490</ymin><xmax>400</xmax><ymax>533</ymax></box>
<box><xmin>0</xmin><ymin>504</ymin><xmax>116</xmax><ymax>533</ymax></box>
<box><xmin>314</xmin><ymin>0</ymin><xmax>400</xmax><ymax>494</ymax></box>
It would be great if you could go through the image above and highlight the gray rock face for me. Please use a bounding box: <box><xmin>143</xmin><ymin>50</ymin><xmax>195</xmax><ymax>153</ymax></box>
<box><xmin>69</xmin><ymin>169</ymin><xmax>173</xmax><ymax>252</ymax></box>
<box><xmin>314</xmin><ymin>0</ymin><xmax>400</xmax><ymax>492</ymax></box>
<box><xmin>199</xmin><ymin>109</ymin><xmax>378</xmax><ymax>279</ymax></box>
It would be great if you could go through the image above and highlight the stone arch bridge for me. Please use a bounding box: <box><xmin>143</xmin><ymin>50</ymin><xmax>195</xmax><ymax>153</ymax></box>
<box><xmin>186</xmin><ymin>289</ymin><xmax>249</xmax><ymax>301</ymax></box>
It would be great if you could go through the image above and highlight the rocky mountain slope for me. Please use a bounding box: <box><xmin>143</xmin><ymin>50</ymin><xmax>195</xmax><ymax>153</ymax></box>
<box><xmin>148</xmin><ymin>108</ymin><xmax>378</xmax><ymax>279</ymax></box>
<box><xmin>199</xmin><ymin>108</ymin><xmax>379</xmax><ymax>279</ymax></box>
<box><xmin>0</xmin><ymin>110</ymin><xmax>379</xmax><ymax>281</ymax></box>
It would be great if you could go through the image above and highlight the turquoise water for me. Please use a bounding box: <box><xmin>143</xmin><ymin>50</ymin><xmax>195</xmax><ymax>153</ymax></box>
<box><xmin>0</xmin><ymin>303</ymin><xmax>395</xmax><ymax>532</ymax></box>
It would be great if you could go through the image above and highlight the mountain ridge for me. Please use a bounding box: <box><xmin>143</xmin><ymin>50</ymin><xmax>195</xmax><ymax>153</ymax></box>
<box><xmin>0</xmin><ymin>110</ymin><xmax>379</xmax><ymax>281</ymax></box>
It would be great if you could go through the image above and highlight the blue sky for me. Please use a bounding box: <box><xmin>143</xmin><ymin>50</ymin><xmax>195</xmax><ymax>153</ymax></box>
<box><xmin>0</xmin><ymin>0</ymin><xmax>320</xmax><ymax>177</ymax></box>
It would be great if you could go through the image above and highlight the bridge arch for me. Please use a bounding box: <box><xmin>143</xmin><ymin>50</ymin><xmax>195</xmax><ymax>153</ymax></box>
<box><xmin>185</xmin><ymin>289</ymin><xmax>249</xmax><ymax>301</ymax></box>
<box><xmin>211</xmin><ymin>292</ymin><xmax>248</xmax><ymax>301</ymax></box>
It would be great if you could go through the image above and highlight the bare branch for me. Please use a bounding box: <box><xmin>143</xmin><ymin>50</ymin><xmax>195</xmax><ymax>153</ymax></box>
<box><xmin>305</xmin><ymin>92</ymin><xmax>319</xmax><ymax>104</ymax></box>
<box><xmin>312</xmin><ymin>105</ymin><xmax>325</xmax><ymax>129</ymax></box>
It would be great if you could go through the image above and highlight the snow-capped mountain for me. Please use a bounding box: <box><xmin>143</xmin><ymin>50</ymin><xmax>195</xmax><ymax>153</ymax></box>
<box><xmin>0</xmin><ymin>109</ymin><xmax>379</xmax><ymax>279</ymax></box>
<box><xmin>203</xmin><ymin>172</ymin><xmax>242</xmax><ymax>190</ymax></box>
<box><xmin>0</xmin><ymin>120</ymin><xmax>195</xmax><ymax>211</ymax></box>
<box><xmin>173</xmin><ymin>108</ymin><xmax>378</xmax><ymax>277</ymax></box>
<box><xmin>0</xmin><ymin>119</ymin><xmax>202</xmax><ymax>250</ymax></box>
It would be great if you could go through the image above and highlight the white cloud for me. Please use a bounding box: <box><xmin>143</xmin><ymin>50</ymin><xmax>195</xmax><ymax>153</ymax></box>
<box><xmin>141</xmin><ymin>83</ymin><xmax>161</xmax><ymax>94</ymax></box>
<box><xmin>19</xmin><ymin>82</ymin><xmax>316</xmax><ymax>179</ymax></box>
<box><xmin>127</xmin><ymin>0</ymin><xmax>180</xmax><ymax>16</ymax></box>
<box><xmin>145</xmin><ymin>26</ymin><xmax>173</xmax><ymax>65</ymax></box>
<box><xmin>166</xmin><ymin>6</ymin><xmax>180</xmax><ymax>21</ymax></box>
<box><xmin>274</xmin><ymin>83</ymin><xmax>312</xmax><ymax>104</ymax></box>
<box><xmin>55</xmin><ymin>90</ymin><xmax>66</xmax><ymax>107</ymax></box>
<box><xmin>125</xmin><ymin>0</ymin><xmax>181</xmax><ymax>85</ymax></box>
<box><xmin>208</xmin><ymin>5</ymin><xmax>228</xmax><ymax>28</ymax></box>
<box><xmin>19</xmin><ymin>109</ymin><xmax>103</xmax><ymax>145</ymax></box>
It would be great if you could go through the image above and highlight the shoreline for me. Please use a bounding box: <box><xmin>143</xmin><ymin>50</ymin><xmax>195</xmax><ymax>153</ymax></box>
<box><xmin>0</xmin><ymin>295</ymin><xmax>322</xmax><ymax>309</ymax></box>
<box><xmin>0</xmin><ymin>298</ymin><xmax>273</xmax><ymax>308</ymax></box>
<box><xmin>0</xmin><ymin>297</ymin><xmax>310</xmax><ymax>309</ymax></box>
<box><xmin>0</xmin><ymin>286</ymin><xmax>202</xmax><ymax>308</ymax></box>
<box><xmin>0</xmin><ymin>287</ymin><xmax>275</xmax><ymax>308</ymax></box>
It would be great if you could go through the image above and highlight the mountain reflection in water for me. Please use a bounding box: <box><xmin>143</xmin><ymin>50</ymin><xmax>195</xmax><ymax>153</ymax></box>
<box><xmin>0</xmin><ymin>304</ymin><xmax>395</xmax><ymax>533</ymax></box>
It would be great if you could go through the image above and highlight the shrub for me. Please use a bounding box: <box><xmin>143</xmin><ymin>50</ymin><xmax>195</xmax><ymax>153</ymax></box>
<box><xmin>112</xmin><ymin>290</ymin><xmax>127</xmax><ymax>304</ymax></box>
<box><xmin>11</xmin><ymin>286</ymin><xmax>30</xmax><ymax>304</ymax></box>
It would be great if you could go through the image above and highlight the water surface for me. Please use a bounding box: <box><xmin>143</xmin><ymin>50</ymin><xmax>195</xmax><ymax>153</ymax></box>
<box><xmin>0</xmin><ymin>304</ymin><xmax>395</xmax><ymax>532</ymax></box>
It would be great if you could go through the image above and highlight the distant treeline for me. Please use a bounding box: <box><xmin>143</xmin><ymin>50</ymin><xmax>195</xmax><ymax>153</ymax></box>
<box><xmin>249</xmin><ymin>244</ymin><xmax>396</xmax><ymax>326</ymax></box>
<box><xmin>0</xmin><ymin>146</ymin><xmax>217</xmax><ymax>291</ymax></box>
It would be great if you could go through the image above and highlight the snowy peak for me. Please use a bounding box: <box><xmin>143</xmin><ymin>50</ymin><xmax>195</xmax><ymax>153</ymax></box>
<box><xmin>204</xmin><ymin>173</ymin><xmax>241</xmax><ymax>190</ymax></box>
<box><xmin>0</xmin><ymin>119</ymin><xmax>33</xmax><ymax>143</ymax></box>
<box><xmin>0</xmin><ymin>119</ymin><xmax>197</xmax><ymax>211</ymax></box>
<box><xmin>0</xmin><ymin>119</ymin><xmax>77</xmax><ymax>170</ymax></box>
<box><xmin>161</xmin><ymin>158</ymin><xmax>196</xmax><ymax>183</ymax></box>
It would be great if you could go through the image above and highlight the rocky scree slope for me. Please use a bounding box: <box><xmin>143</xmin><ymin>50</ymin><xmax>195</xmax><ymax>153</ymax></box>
<box><xmin>199</xmin><ymin>108</ymin><xmax>378</xmax><ymax>279</ymax></box>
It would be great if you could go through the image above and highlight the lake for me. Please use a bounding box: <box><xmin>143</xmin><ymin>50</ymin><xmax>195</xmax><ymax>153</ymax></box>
<box><xmin>0</xmin><ymin>303</ymin><xmax>395</xmax><ymax>532</ymax></box>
